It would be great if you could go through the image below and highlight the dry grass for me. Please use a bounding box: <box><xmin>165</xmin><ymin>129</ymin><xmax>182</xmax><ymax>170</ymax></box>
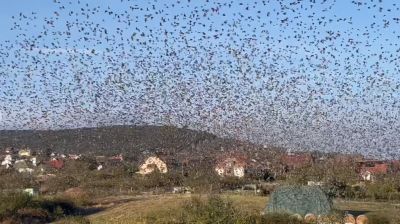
<box><xmin>334</xmin><ymin>199</ymin><xmax>400</xmax><ymax>223</ymax></box>
<box><xmin>88</xmin><ymin>194</ymin><xmax>190</xmax><ymax>224</ymax></box>
<box><xmin>87</xmin><ymin>194</ymin><xmax>400</xmax><ymax>224</ymax></box>
<box><xmin>220</xmin><ymin>193</ymin><xmax>268</xmax><ymax>214</ymax></box>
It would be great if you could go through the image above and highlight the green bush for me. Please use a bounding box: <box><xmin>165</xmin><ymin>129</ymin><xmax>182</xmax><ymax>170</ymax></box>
<box><xmin>0</xmin><ymin>193</ymin><xmax>82</xmax><ymax>223</ymax></box>
<box><xmin>388</xmin><ymin>192</ymin><xmax>400</xmax><ymax>201</ymax></box>
<box><xmin>38</xmin><ymin>197</ymin><xmax>77</xmax><ymax>217</ymax></box>
<box><xmin>178</xmin><ymin>195</ymin><xmax>238</xmax><ymax>224</ymax></box>
<box><xmin>366</xmin><ymin>182</ymin><xmax>397</xmax><ymax>200</ymax></box>
<box><xmin>145</xmin><ymin>195</ymin><xmax>307</xmax><ymax>224</ymax></box>
<box><xmin>0</xmin><ymin>192</ymin><xmax>34</xmax><ymax>215</ymax></box>
<box><xmin>367</xmin><ymin>213</ymin><xmax>391</xmax><ymax>224</ymax></box>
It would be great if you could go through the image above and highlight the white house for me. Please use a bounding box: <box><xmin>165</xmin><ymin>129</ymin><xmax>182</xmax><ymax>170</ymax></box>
<box><xmin>14</xmin><ymin>160</ymin><xmax>34</xmax><ymax>174</ymax></box>
<box><xmin>361</xmin><ymin>170</ymin><xmax>373</xmax><ymax>181</ymax></box>
<box><xmin>30</xmin><ymin>157</ymin><xmax>37</xmax><ymax>166</ymax></box>
<box><xmin>215</xmin><ymin>156</ymin><xmax>247</xmax><ymax>178</ymax></box>
<box><xmin>1</xmin><ymin>155</ymin><xmax>13</xmax><ymax>169</ymax></box>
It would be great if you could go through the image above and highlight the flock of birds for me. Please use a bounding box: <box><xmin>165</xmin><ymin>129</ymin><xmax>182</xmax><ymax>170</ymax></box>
<box><xmin>0</xmin><ymin>0</ymin><xmax>400</xmax><ymax>158</ymax></box>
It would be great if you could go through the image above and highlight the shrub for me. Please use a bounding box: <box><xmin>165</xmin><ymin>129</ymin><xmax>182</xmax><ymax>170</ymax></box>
<box><xmin>38</xmin><ymin>197</ymin><xmax>77</xmax><ymax>218</ymax></box>
<box><xmin>16</xmin><ymin>208</ymin><xmax>49</xmax><ymax>218</ymax></box>
<box><xmin>367</xmin><ymin>213</ymin><xmax>391</xmax><ymax>224</ymax></box>
<box><xmin>17</xmin><ymin>208</ymin><xmax>50</xmax><ymax>223</ymax></box>
<box><xmin>0</xmin><ymin>193</ymin><xmax>34</xmax><ymax>215</ymax></box>
<box><xmin>366</xmin><ymin>182</ymin><xmax>397</xmax><ymax>200</ymax></box>
<box><xmin>388</xmin><ymin>192</ymin><xmax>400</xmax><ymax>201</ymax></box>
<box><xmin>262</xmin><ymin>213</ymin><xmax>306</xmax><ymax>224</ymax></box>
<box><xmin>57</xmin><ymin>216</ymin><xmax>91</xmax><ymax>224</ymax></box>
<box><xmin>44</xmin><ymin>175</ymin><xmax>80</xmax><ymax>194</ymax></box>
<box><xmin>219</xmin><ymin>176</ymin><xmax>247</xmax><ymax>190</ymax></box>
<box><xmin>63</xmin><ymin>187</ymin><xmax>92</xmax><ymax>206</ymax></box>
<box><xmin>0</xmin><ymin>193</ymin><xmax>84</xmax><ymax>223</ymax></box>
<box><xmin>178</xmin><ymin>195</ymin><xmax>238</xmax><ymax>224</ymax></box>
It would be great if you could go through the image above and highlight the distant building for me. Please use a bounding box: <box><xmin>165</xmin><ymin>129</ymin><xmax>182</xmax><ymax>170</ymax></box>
<box><xmin>356</xmin><ymin>160</ymin><xmax>389</xmax><ymax>181</ymax></box>
<box><xmin>30</xmin><ymin>157</ymin><xmax>37</xmax><ymax>166</ymax></box>
<box><xmin>97</xmin><ymin>164</ymin><xmax>103</xmax><ymax>171</ymax></box>
<box><xmin>14</xmin><ymin>160</ymin><xmax>34</xmax><ymax>174</ymax></box>
<box><xmin>307</xmin><ymin>181</ymin><xmax>324</xmax><ymax>186</ymax></box>
<box><xmin>109</xmin><ymin>154</ymin><xmax>124</xmax><ymax>162</ymax></box>
<box><xmin>18</xmin><ymin>149</ymin><xmax>31</xmax><ymax>157</ymax></box>
<box><xmin>23</xmin><ymin>188</ymin><xmax>38</xmax><ymax>196</ymax></box>
<box><xmin>1</xmin><ymin>155</ymin><xmax>13</xmax><ymax>169</ymax></box>
<box><xmin>68</xmin><ymin>154</ymin><xmax>81</xmax><ymax>160</ymax></box>
<box><xmin>281</xmin><ymin>152</ymin><xmax>314</xmax><ymax>171</ymax></box>
<box><xmin>137</xmin><ymin>156</ymin><xmax>168</xmax><ymax>175</ymax></box>
<box><xmin>215</xmin><ymin>154</ymin><xmax>248</xmax><ymax>178</ymax></box>
<box><xmin>5</xmin><ymin>147</ymin><xmax>16</xmax><ymax>154</ymax></box>
<box><xmin>49</xmin><ymin>158</ymin><xmax>64</xmax><ymax>169</ymax></box>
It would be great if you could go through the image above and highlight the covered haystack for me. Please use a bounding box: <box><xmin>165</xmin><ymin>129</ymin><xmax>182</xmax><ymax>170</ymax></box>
<box><xmin>265</xmin><ymin>185</ymin><xmax>332</xmax><ymax>216</ymax></box>
<box><xmin>356</xmin><ymin>215</ymin><xmax>368</xmax><ymax>224</ymax></box>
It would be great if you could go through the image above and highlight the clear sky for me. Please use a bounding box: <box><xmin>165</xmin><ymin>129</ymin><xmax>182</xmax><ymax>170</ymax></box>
<box><xmin>0</xmin><ymin>0</ymin><xmax>400</xmax><ymax>157</ymax></box>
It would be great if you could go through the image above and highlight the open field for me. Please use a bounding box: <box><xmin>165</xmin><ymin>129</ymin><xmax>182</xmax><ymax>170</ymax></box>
<box><xmin>87</xmin><ymin>194</ymin><xmax>266</xmax><ymax>224</ymax></box>
<box><xmin>84</xmin><ymin>193</ymin><xmax>400</xmax><ymax>224</ymax></box>
<box><xmin>334</xmin><ymin>199</ymin><xmax>400</xmax><ymax>223</ymax></box>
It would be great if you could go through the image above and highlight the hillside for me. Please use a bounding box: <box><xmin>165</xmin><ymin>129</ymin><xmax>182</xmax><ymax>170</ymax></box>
<box><xmin>0</xmin><ymin>125</ymin><xmax>273</xmax><ymax>159</ymax></box>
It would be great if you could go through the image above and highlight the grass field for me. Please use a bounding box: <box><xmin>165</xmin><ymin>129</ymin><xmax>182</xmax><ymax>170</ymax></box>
<box><xmin>84</xmin><ymin>194</ymin><xmax>400</xmax><ymax>224</ymax></box>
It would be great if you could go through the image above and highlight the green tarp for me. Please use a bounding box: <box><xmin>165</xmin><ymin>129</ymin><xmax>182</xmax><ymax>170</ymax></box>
<box><xmin>265</xmin><ymin>185</ymin><xmax>332</xmax><ymax>216</ymax></box>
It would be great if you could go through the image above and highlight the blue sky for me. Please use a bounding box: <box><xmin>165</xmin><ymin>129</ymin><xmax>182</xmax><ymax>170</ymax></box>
<box><xmin>1</xmin><ymin>0</ymin><xmax>400</xmax><ymax>157</ymax></box>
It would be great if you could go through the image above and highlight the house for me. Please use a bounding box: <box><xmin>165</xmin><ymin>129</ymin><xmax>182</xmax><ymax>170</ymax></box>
<box><xmin>23</xmin><ymin>188</ymin><xmax>38</xmax><ymax>196</ymax></box>
<box><xmin>1</xmin><ymin>154</ymin><xmax>13</xmax><ymax>169</ymax></box>
<box><xmin>68</xmin><ymin>154</ymin><xmax>81</xmax><ymax>160</ymax></box>
<box><xmin>281</xmin><ymin>152</ymin><xmax>314</xmax><ymax>171</ymax></box>
<box><xmin>5</xmin><ymin>147</ymin><xmax>16</xmax><ymax>154</ymax></box>
<box><xmin>14</xmin><ymin>160</ymin><xmax>34</xmax><ymax>174</ymax></box>
<box><xmin>307</xmin><ymin>181</ymin><xmax>324</xmax><ymax>186</ymax></box>
<box><xmin>215</xmin><ymin>154</ymin><xmax>248</xmax><ymax>178</ymax></box>
<box><xmin>137</xmin><ymin>156</ymin><xmax>168</xmax><ymax>175</ymax></box>
<box><xmin>30</xmin><ymin>157</ymin><xmax>37</xmax><ymax>166</ymax></box>
<box><xmin>356</xmin><ymin>160</ymin><xmax>389</xmax><ymax>181</ymax></box>
<box><xmin>18</xmin><ymin>148</ymin><xmax>31</xmax><ymax>157</ymax></box>
<box><xmin>49</xmin><ymin>158</ymin><xmax>64</xmax><ymax>169</ymax></box>
<box><xmin>109</xmin><ymin>154</ymin><xmax>123</xmax><ymax>162</ymax></box>
<box><xmin>172</xmin><ymin>186</ymin><xmax>192</xmax><ymax>194</ymax></box>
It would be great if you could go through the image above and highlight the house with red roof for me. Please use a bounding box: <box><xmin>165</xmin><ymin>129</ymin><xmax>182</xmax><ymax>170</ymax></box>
<box><xmin>356</xmin><ymin>160</ymin><xmax>389</xmax><ymax>181</ymax></box>
<box><xmin>215</xmin><ymin>153</ymin><xmax>248</xmax><ymax>178</ymax></box>
<box><xmin>49</xmin><ymin>158</ymin><xmax>64</xmax><ymax>169</ymax></box>
<box><xmin>281</xmin><ymin>152</ymin><xmax>314</xmax><ymax>171</ymax></box>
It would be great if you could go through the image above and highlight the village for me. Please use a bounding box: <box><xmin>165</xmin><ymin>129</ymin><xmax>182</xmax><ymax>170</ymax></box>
<box><xmin>1</xmin><ymin>145</ymin><xmax>399</xmax><ymax>195</ymax></box>
<box><xmin>2</xmin><ymin>144</ymin><xmax>400</xmax><ymax>223</ymax></box>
